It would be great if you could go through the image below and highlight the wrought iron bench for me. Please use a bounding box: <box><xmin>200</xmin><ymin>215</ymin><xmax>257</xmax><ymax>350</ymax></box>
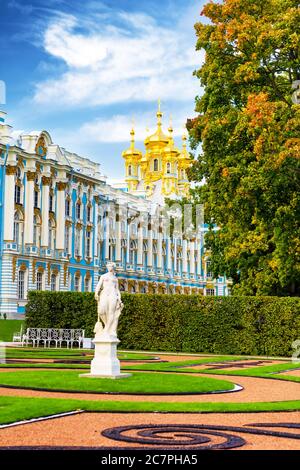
<box><xmin>22</xmin><ymin>328</ymin><xmax>85</xmax><ymax>348</ymax></box>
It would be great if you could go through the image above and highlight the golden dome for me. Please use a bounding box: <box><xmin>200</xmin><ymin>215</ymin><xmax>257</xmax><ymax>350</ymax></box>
<box><xmin>163</xmin><ymin>124</ymin><xmax>180</xmax><ymax>156</ymax></box>
<box><xmin>179</xmin><ymin>134</ymin><xmax>190</xmax><ymax>161</ymax></box>
<box><xmin>144</xmin><ymin>105</ymin><xmax>170</xmax><ymax>149</ymax></box>
<box><xmin>122</xmin><ymin>128</ymin><xmax>142</xmax><ymax>159</ymax></box>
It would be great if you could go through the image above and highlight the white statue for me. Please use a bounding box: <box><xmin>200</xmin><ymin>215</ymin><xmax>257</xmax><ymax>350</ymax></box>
<box><xmin>94</xmin><ymin>262</ymin><xmax>124</xmax><ymax>339</ymax></box>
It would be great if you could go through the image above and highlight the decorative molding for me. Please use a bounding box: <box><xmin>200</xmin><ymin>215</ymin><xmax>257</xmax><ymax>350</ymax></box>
<box><xmin>26</xmin><ymin>171</ymin><xmax>36</xmax><ymax>181</ymax></box>
<box><xmin>56</xmin><ymin>181</ymin><xmax>67</xmax><ymax>191</ymax></box>
<box><xmin>12</xmin><ymin>257</ymin><xmax>17</xmax><ymax>282</ymax></box>
<box><xmin>42</xmin><ymin>176</ymin><xmax>51</xmax><ymax>186</ymax></box>
<box><xmin>6</xmin><ymin>165</ymin><xmax>16</xmax><ymax>175</ymax></box>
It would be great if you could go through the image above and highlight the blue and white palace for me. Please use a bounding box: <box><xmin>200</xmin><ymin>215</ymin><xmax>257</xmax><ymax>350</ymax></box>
<box><xmin>0</xmin><ymin>108</ymin><xmax>231</xmax><ymax>318</ymax></box>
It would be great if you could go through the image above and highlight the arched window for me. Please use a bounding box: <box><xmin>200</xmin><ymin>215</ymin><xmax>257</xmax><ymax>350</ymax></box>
<box><xmin>36</xmin><ymin>271</ymin><xmax>44</xmax><ymax>291</ymax></box>
<box><xmin>76</xmin><ymin>201</ymin><xmax>81</xmax><ymax>219</ymax></box>
<box><xmin>33</xmin><ymin>215</ymin><xmax>41</xmax><ymax>247</ymax></box>
<box><xmin>75</xmin><ymin>227</ymin><xmax>81</xmax><ymax>257</ymax></box>
<box><xmin>128</xmin><ymin>165</ymin><xmax>132</xmax><ymax>176</ymax></box>
<box><xmin>84</xmin><ymin>275</ymin><xmax>91</xmax><ymax>292</ymax></box>
<box><xmin>17</xmin><ymin>269</ymin><xmax>26</xmax><ymax>299</ymax></box>
<box><xmin>50</xmin><ymin>273</ymin><xmax>57</xmax><ymax>291</ymax></box>
<box><xmin>48</xmin><ymin>218</ymin><xmax>55</xmax><ymax>250</ymax></box>
<box><xmin>167</xmin><ymin>162</ymin><xmax>171</xmax><ymax>174</ymax></box>
<box><xmin>87</xmin><ymin>205</ymin><xmax>92</xmax><ymax>222</ymax></box>
<box><xmin>65</xmin><ymin>224</ymin><xmax>71</xmax><ymax>254</ymax></box>
<box><xmin>13</xmin><ymin>211</ymin><xmax>23</xmax><ymax>245</ymax></box>
<box><xmin>154</xmin><ymin>159</ymin><xmax>159</xmax><ymax>171</ymax></box>
<box><xmin>65</xmin><ymin>198</ymin><xmax>71</xmax><ymax>217</ymax></box>
<box><xmin>74</xmin><ymin>273</ymin><xmax>81</xmax><ymax>292</ymax></box>
<box><xmin>85</xmin><ymin>230</ymin><xmax>91</xmax><ymax>258</ymax></box>
<box><xmin>14</xmin><ymin>184</ymin><xmax>21</xmax><ymax>204</ymax></box>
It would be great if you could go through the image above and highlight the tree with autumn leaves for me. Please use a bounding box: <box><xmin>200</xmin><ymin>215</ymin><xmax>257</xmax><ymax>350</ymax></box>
<box><xmin>188</xmin><ymin>0</ymin><xmax>300</xmax><ymax>296</ymax></box>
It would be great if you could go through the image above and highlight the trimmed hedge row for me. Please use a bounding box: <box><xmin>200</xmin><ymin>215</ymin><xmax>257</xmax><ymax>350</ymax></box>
<box><xmin>25</xmin><ymin>292</ymin><xmax>300</xmax><ymax>356</ymax></box>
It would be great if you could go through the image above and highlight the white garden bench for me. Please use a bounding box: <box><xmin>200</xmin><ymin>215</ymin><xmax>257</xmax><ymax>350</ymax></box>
<box><xmin>22</xmin><ymin>328</ymin><xmax>85</xmax><ymax>348</ymax></box>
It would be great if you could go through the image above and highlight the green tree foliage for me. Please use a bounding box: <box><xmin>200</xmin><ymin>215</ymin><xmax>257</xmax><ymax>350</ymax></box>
<box><xmin>188</xmin><ymin>0</ymin><xmax>300</xmax><ymax>295</ymax></box>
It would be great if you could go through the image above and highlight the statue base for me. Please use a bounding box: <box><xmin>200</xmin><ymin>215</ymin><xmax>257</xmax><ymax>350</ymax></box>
<box><xmin>80</xmin><ymin>334</ymin><xmax>131</xmax><ymax>379</ymax></box>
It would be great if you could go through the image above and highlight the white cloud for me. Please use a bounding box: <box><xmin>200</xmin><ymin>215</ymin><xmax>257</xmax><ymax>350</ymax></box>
<box><xmin>80</xmin><ymin>109</ymin><xmax>194</xmax><ymax>143</ymax></box>
<box><xmin>33</xmin><ymin>8</ymin><xmax>203</xmax><ymax>107</ymax></box>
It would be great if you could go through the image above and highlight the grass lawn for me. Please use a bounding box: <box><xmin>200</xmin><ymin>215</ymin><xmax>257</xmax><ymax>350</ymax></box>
<box><xmin>1</xmin><ymin>395</ymin><xmax>300</xmax><ymax>425</ymax></box>
<box><xmin>193</xmin><ymin>361</ymin><xmax>300</xmax><ymax>383</ymax></box>
<box><xmin>0</xmin><ymin>370</ymin><xmax>234</xmax><ymax>394</ymax></box>
<box><xmin>0</xmin><ymin>321</ymin><xmax>24</xmax><ymax>342</ymax></box>
<box><xmin>5</xmin><ymin>348</ymin><xmax>156</xmax><ymax>361</ymax></box>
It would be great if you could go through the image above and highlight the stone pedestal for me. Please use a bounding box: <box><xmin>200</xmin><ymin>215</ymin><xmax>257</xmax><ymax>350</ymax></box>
<box><xmin>80</xmin><ymin>333</ymin><xmax>131</xmax><ymax>379</ymax></box>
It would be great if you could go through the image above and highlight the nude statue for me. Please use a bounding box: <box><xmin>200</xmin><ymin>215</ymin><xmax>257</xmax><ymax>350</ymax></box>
<box><xmin>94</xmin><ymin>262</ymin><xmax>124</xmax><ymax>339</ymax></box>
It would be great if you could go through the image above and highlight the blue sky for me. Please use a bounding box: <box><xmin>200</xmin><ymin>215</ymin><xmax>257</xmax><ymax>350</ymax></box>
<box><xmin>0</xmin><ymin>0</ymin><xmax>205</xmax><ymax>179</ymax></box>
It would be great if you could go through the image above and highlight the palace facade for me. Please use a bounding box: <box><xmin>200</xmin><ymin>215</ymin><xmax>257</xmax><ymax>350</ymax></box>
<box><xmin>0</xmin><ymin>108</ymin><xmax>231</xmax><ymax>319</ymax></box>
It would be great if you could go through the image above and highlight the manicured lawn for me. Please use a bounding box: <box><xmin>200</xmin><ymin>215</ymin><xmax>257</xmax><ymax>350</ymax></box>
<box><xmin>0</xmin><ymin>370</ymin><xmax>234</xmax><ymax>394</ymax></box>
<box><xmin>1</xmin><ymin>395</ymin><xmax>300</xmax><ymax>425</ymax></box>
<box><xmin>5</xmin><ymin>348</ymin><xmax>156</xmax><ymax>361</ymax></box>
<box><xmin>197</xmin><ymin>362</ymin><xmax>300</xmax><ymax>379</ymax></box>
<box><xmin>0</xmin><ymin>321</ymin><xmax>24</xmax><ymax>342</ymax></box>
<box><xmin>124</xmin><ymin>356</ymin><xmax>247</xmax><ymax>371</ymax></box>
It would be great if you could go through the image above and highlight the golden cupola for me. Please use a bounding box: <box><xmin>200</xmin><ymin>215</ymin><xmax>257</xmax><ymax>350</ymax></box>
<box><xmin>122</xmin><ymin>128</ymin><xmax>142</xmax><ymax>192</ymax></box>
<box><xmin>121</xmin><ymin>103</ymin><xmax>192</xmax><ymax>202</ymax></box>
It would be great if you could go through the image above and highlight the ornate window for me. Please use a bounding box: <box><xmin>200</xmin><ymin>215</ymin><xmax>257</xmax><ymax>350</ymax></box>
<box><xmin>167</xmin><ymin>162</ymin><xmax>171</xmax><ymax>174</ymax></box>
<box><xmin>49</xmin><ymin>193</ymin><xmax>54</xmax><ymax>212</ymax></box>
<box><xmin>87</xmin><ymin>205</ymin><xmax>92</xmax><ymax>222</ymax></box>
<box><xmin>206</xmin><ymin>260</ymin><xmax>213</xmax><ymax>279</ymax></box>
<box><xmin>14</xmin><ymin>184</ymin><xmax>21</xmax><ymax>204</ymax></box>
<box><xmin>75</xmin><ymin>227</ymin><xmax>81</xmax><ymax>257</ymax></box>
<box><xmin>33</xmin><ymin>215</ymin><xmax>41</xmax><ymax>247</ymax></box>
<box><xmin>13</xmin><ymin>211</ymin><xmax>24</xmax><ymax>246</ymax></box>
<box><xmin>50</xmin><ymin>273</ymin><xmax>58</xmax><ymax>291</ymax></box>
<box><xmin>154</xmin><ymin>159</ymin><xmax>159</xmax><ymax>171</ymax></box>
<box><xmin>48</xmin><ymin>218</ymin><xmax>55</xmax><ymax>250</ymax></box>
<box><xmin>34</xmin><ymin>190</ymin><xmax>39</xmax><ymax>208</ymax></box>
<box><xmin>76</xmin><ymin>201</ymin><xmax>81</xmax><ymax>219</ymax></box>
<box><xmin>206</xmin><ymin>288</ymin><xmax>215</xmax><ymax>296</ymax></box>
<box><xmin>17</xmin><ymin>269</ymin><xmax>26</xmax><ymax>299</ymax></box>
<box><xmin>74</xmin><ymin>273</ymin><xmax>81</xmax><ymax>292</ymax></box>
<box><xmin>65</xmin><ymin>199</ymin><xmax>71</xmax><ymax>217</ymax></box>
<box><xmin>65</xmin><ymin>225</ymin><xmax>71</xmax><ymax>254</ymax></box>
<box><xmin>36</xmin><ymin>271</ymin><xmax>43</xmax><ymax>291</ymax></box>
<box><xmin>128</xmin><ymin>165</ymin><xmax>132</xmax><ymax>176</ymax></box>
<box><xmin>84</xmin><ymin>275</ymin><xmax>91</xmax><ymax>292</ymax></box>
<box><xmin>85</xmin><ymin>230</ymin><xmax>91</xmax><ymax>258</ymax></box>
<box><xmin>16</xmin><ymin>167</ymin><xmax>22</xmax><ymax>179</ymax></box>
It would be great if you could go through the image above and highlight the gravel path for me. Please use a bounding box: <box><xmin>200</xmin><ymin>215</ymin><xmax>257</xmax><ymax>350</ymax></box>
<box><xmin>1</xmin><ymin>411</ymin><xmax>300</xmax><ymax>450</ymax></box>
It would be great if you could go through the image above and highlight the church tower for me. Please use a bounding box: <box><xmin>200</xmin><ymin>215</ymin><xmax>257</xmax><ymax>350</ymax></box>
<box><xmin>121</xmin><ymin>103</ymin><xmax>191</xmax><ymax>203</ymax></box>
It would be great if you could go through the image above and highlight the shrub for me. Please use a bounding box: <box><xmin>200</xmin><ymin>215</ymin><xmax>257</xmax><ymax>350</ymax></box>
<box><xmin>25</xmin><ymin>292</ymin><xmax>300</xmax><ymax>356</ymax></box>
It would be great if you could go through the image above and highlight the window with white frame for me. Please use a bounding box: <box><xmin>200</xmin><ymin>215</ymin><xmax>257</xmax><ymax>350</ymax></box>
<box><xmin>85</xmin><ymin>230</ymin><xmax>91</xmax><ymax>258</ymax></box>
<box><xmin>17</xmin><ymin>269</ymin><xmax>26</xmax><ymax>299</ymax></box>
<box><xmin>34</xmin><ymin>190</ymin><xmax>39</xmax><ymax>208</ymax></box>
<box><xmin>65</xmin><ymin>225</ymin><xmax>70</xmax><ymax>254</ymax></box>
<box><xmin>65</xmin><ymin>199</ymin><xmax>71</xmax><ymax>217</ymax></box>
<box><xmin>206</xmin><ymin>288</ymin><xmax>215</xmax><ymax>296</ymax></box>
<box><xmin>49</xmin><ymin>193</ymin><xmax>54</xmax><ymax>212</ymax></box>
<box><xmin>14</xmin><ymin>184</ymin><xmax>21</xmax><ymax>204</ymax></box>
<box><xmin>84</xmin><ymin>275</ymin><xmax>91</xmax><ymax>292</ymax></box>
<box><xmin>75</xmin><ymin>228</ymin><xmax>81</xmax><ymax>257</ymax></box>
<box><xmin>48</xmin><ymin>219</ymin><xmax>55</xmax><ymax>250</ymax></box>
<box><xmin>76</xmin><ymin>202</ymin><xmax>81</xmax><ymax>219</ymax></box>
<box><xmin>13</xmin><ymin>211</ymin><xmax>23</xmax><ymax>245</ymax></box>
<box><xmin>36</xmin><ymin>271</ymin><xmax>43</xmax><ymax>291</ymax></box>
<box><xmin>74</xmin><ymin>274</ymin><xmax>81</xmax><ymax>292</ymax></box>
<box><xmin>33</xmin><ymin>215</ymin><xmax>41</xmax><ymax>247</ymax></box>
<box><xmin>87</xmin><ymin>205</ymin><xmax>92</xmax><ymax>222</ymax></box>
<box><xmin>206</xmin><ymin>260</ymin><xmax>213</xmax><ymax>278</ymax></box>
<box><xmin>50</xmin><ymin>273</ymin><xmax>58</xmax><ymax>291</ymax></box>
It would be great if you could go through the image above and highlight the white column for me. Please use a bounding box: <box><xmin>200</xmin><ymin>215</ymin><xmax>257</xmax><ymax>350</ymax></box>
<box><xmin>41</xmin><ymin>176</ymin><xmax>51</xmax><ymax>247</ymax></box>
<box><xmin>167</xmin><ymin>239</ymin><xmax>172</xmax><ymax>270</ymax></box>
<box><xmin>182</xmin><ymin>239</ymin><xmax>188</xmax><ymax>273</ymax></box>
<box><xmin>3</xmin><ymin>165</ymin><xmax>16</xmax><ymax>241</ymax></box>
<box><xmin>105</xmin><ymin>210</ymin><xmax>110</xmax><ymax>259</ymax></box>
<box><xmin>190</xmin><ymin>240</ymin><xmax>195</xmax><ymax>275</ymax></box>
<box><xmin>137</xmin><ymin>223</ymin><xmax>143</xmax><ymax>265</ymax></box>
<box><xmin>94</xmin><ymin>198</ymin><xmax>99</xmax><ymax>258</ymax></box>
<box><xmin>24</xmin><ymin>170</ymin><xmax>35</xmax><ymax>245</ymax></box>
<box><xmin>56</xmin><ymin>181</ymin><xmax>67</xmax><ymax>250</ymax></box>
<box><xmin>197</xmin><ymin>238</ymin><xmax>201</xmax><ymax>275</ymax></box>
<box><xmin>157</xmin><ymin>230</ymin><xmax>163</xmax><ymax>269</ymax></box>
<box><xmin>147</xmin><ymin>225</ymin><xmax>153</xmax><ymax>267</ymax></box>
<box><xmin>115</xmin><ymin>215</ymin><xmax>122</xmax><ymax>262</ymax></box>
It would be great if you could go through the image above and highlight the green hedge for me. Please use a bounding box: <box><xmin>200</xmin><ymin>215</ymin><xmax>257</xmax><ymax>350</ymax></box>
<box><xmin>25</xmin><ymin>292</ymin><xmax>300</xmax><ymax>356</ymax></box>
